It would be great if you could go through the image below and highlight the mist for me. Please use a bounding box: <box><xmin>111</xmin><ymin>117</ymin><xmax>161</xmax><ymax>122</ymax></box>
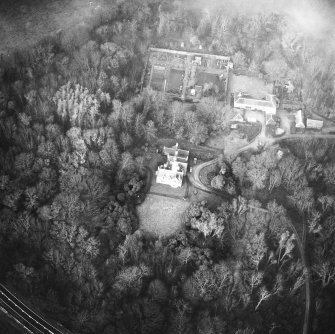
<box><xmin>184</xmin><ymin>0</ymin><xmax>335</xmax><ymax>42</ymax></box>
<box><xmin>1</xmin><ymin>0</ymin><xmax>334</xmax><ymax>55</ymax></box>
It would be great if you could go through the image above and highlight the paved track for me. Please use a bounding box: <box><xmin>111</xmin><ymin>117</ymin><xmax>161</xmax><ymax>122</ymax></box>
<box><xmin>0</xmin><ymin>284</ymin><xmax>64</xmax><ymax>334</ymax></box>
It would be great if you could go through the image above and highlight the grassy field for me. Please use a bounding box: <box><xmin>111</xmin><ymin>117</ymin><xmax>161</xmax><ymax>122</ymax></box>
<box><xmin>137</xmin><ymin>194</ymin><xmax>189</xmax><ymax>237</ymax></box>
<box><xmin>167</xmin><ymin>69</ymin><xmax>184</xmax><ymax>93</ymax></box>
<box><xmin>231</xmin><ymin>74</ymin><xmax>273</xmax><ymax>98</ymax></box>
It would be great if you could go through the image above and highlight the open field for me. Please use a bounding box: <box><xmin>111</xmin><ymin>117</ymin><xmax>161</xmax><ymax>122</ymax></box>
<box><xmin>196</xmin><ymin>72</ymin><xmax>219</xmax><ymax>86</ymax></box>
<box><xmin>231</xmin><ymin>74</ymin><xmax>273</xmax><ymax>98</ymax></box>
<box><xmin>137</xmin><ymin>194</ymin><xmax>189</xmax><ymax>236</ymax></box>
<box><xmin>151</xmin><ymin>68</ymin><xmax>165</xmax><ymax>91</ymax></box>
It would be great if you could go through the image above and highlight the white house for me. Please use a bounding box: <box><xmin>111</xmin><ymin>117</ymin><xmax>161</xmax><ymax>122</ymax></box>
<box><xmin>156</xmin><ymin>143</ymin><xmax>189</xmax><ymax>188</ymax></box>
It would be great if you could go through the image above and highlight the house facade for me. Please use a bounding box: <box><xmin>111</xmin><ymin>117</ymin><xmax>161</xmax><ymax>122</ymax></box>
<box><xmin>156</xmin><ymin>143</ymin><xmax>189</xmax><ymax>188</ymax></box>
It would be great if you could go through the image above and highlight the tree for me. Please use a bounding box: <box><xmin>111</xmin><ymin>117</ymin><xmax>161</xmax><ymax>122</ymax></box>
<box><xmin>118</xmin><ymin>152</ymin><xmax>136</xmax><ymax>181</ymax></box>
<box><xmin>245</xmin><ymin>270</ymin><xmax>264</xmax><ymax>292</ymax></box>
<box><xmin>246</xmin><ymin>154</ymin><xmax>271</xmax><ymax>190</ymax></box>
<box><xmin>184</xmin><ymin>202</ymin><xmax>225</xmax><ymax>239</ymax></box>
<box><xmin>245</xmin><ymin>232</ymin><xmax>267</xmax><ymax>269</ymax></box>
<box><xmin>183</xmin><ymin>268</ymin><xmax>223</xmax><ymax>303</ymax></box>
<box><xmin>277</xmin><ymin>231</ymin><xmax>296</xmax><ymax>266</ymax></box>
<box><xmin>232</xmin><ymin>51</ymin><xmax>248</xmax><ymax>70</ymax></box>
<box><xmin>211</xmin><ymin>174</ymin><xmax>225</xmax><ymax>190</ymax></box>
<box><xmin>167</xmin><ymin>101</ymin><xmax>184</xmax><ymax>132</ymax></box>
<box><xmin>124</xmin><ymin>175</ymin><xmax>144</xmax><ymax>196</ymax></box>
<box><xmin>113</xmin><ymin>264</ymin><xmax>151</xmax><ymax>297</ymax></box>
<box><xmin>120</xmin><ymin>131</ymin><xmax>133</xmax><ymax>151</ymax></box>
<box><xmin>53</xmin><ymin>82</ymin><xmax>104</xmax><ymax>128</ymax></box>
<box><xmin>186</xmin><ymin>120</ymin><xmax>209</xmax><ymax>145</ymax></box>
<box><xmin>144</xmin><ymin>120</ymin><xmax>157</xmax><ymax>143</ymax></box>
<box><xmin>288</xmin><ymin>187</ymin><xmax>314</xmax><ymax>214</ymax></box>
<box><xmin>312</xmin><ymin>262</ymin><xmax>335</xmax><ymax>287</ymax></box>
<box><xmin>268</xmin><ymin>168</ymin><xmax>281</xmax><ymax>192</ymax></box>
<box><xmin>232</xmin><ymin>157</ymin><xmax>247</xmax><ymax>185</ymax></box>
<box><xmin>266</xmin><ymin>201</ymin><xmax>289</xmax><ymax>239</ymax></box>
<box><xmin>262</xmin><ymin>54</ymin><xmax>289</xmax><ymax>81</ymax></box>
<box><xmin>246</xmin><ymin>165</ymin><xmax>268</xmax><ymax>190</ymax></box>
<box><xmin>255</xmin><ymin>286</ymin><xmax>272</xmax><ymax>310</ymax></box>
<box><xmin>134</xmin><ymin>113</ymin><xmax>144</xmax><ymax>138</ymax></box>
<box><xmin>147</xmin><ymin>279</ymin><xmax>168</xmax><ymax>303</ymax></box>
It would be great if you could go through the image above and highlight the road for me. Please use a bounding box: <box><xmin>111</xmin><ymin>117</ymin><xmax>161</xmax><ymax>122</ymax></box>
<box><xmin>0</xmin><ymin>284</ymin><xmax>64</xmax><ymax>334</ymax></box>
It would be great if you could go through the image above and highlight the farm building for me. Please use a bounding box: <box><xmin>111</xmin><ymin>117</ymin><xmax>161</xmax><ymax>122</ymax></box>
<box><xmin>306</xmin><ymin>118</ymin><xmax>324</xmax><ymax>130</ymax></box>
<box><xmin>295</xmin><ymin>110</ymin><xmax>305</xmax><ymax>129</ymax></box>
<box><xmin>156</xmin><ymin>143</ymin><xmax>189</xmax><ymax>188</ymax></box>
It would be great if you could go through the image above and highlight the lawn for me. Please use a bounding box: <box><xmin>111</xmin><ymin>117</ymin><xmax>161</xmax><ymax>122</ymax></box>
<box><xmin>151</xmin><ymin>67</ymin><xmax>165</xmax><ymax>91</ymax></box>
<box><xmin>137</xmin><ymin>194</ymin><xmax>189</xmax><ymax>237</ymax></box>
<box><xmin>231</xmin><ymin>74</ymin><xmax>273</xmax><ymax>99</ymax></box>
<box><xmin>196</xmin><ymin>72</ymin><xmax>220</xmax><ymax>86</ymax></box>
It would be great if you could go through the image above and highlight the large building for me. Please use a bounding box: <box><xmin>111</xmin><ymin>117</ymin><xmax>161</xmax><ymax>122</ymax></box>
<box><xmin>234</xmin><ymin>93</ymin><xmax>277</xmax><ymax>115</ymax></box>
<box><xmin>145</xmin><ymin>48</ymin><xmax>232</xmax><ymax>102</ymax></box>
<box><xmin>156</xmin><ymin>143</ymin><xmax>189</xmax><ymax>188</ymax></box>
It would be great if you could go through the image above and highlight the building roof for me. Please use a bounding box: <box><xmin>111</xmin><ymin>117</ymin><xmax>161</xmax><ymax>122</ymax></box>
<box><xmin>306</xmin><ymin>118</ymin><xmax>323</xmax><ymax>129</ymax></box>
<box><xmin>234</xmin><ymin>94</ymin><xmax>277</xmax><ymax>115</ymax></box>
<box><xmin>295</xmin><ymin>110</ymin><xmax>305</xmax><ymax>128</ymax></box>
<box><xmin>266</xmin><ymin>113</ymin><xmax>276</xmax><ymax>126</ymax></box>
<box><xmin>231</xmin><ymin>112</ymin><xmax>244</xmax><ymax>123</ymax></box>
<box><xmin>157</xmin><ymin>143</ymin><xmax>188</xmax><ymax>188</ymax></box>
<box><xmin>150</xmin><ymin>47</ymin><xmax>230</xmax><ymax>62</ymax></box>
<box><xmin>235</xmin><ymin>97</ymin><xmax>276</xmax><ymax>108</ymax></box>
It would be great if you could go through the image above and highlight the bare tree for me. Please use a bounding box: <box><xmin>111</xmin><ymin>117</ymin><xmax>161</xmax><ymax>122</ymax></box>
<box><xmin>268</xmin><ymin>168</ymin><xmax>281</xmax><ymax>192</ymax></box>
<box><xmin>245</xmin><ymin>232</ymin><xmax>267</xmax><ymax>269</ymax></box>
<box><xmin>290</xmin><ymin>272</ymin><xmax>305</xmax><ymax>296</ymax></box>
<box><xmin>255</xmin><ymin>286</ymin><xmax>272</xmax><ymax>310</ymax></box>
<box><xmin>249</xmin><ymin>271</ymin><xmax>264</xmax><ymax>292</ymax></box>
<box><xmin>277</xmin><ymin>231</ymin><xmax>296</xmax><ymax>267</ymax></box>
<box><xmin>312</xmin><ymin>262</ymin><xmax>335</xmax><ymax>287</ymax></box>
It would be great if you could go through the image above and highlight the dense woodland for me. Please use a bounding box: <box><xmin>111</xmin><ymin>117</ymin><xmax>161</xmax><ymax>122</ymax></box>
<box><xmin>1</xmin><ymin>0</ymin><xmax>335</xmax><ymax>333</ymax></box>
